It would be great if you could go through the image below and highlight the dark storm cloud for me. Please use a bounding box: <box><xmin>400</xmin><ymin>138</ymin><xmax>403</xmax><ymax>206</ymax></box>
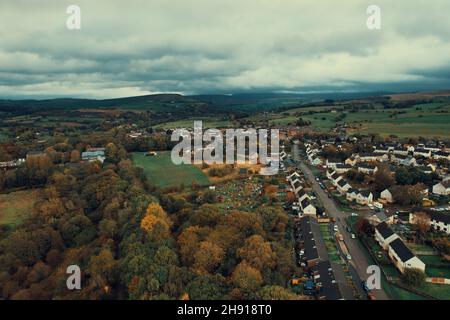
<box><xmin>0</xmin><ymin>0</ymin><xmax>450</xmax><ymax>98</ymax></box>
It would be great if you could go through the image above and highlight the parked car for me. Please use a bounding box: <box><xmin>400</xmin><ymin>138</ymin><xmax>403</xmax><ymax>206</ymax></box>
<box><xmin>351</xmin><ymin>233</ymin><xmax>356</xmax><ymax>239</ymax></box>
<box><xmin>361</xmin><ymin>281</ymin><xmax>370</xmax><ymax>293</ymax></box>
<box><xmin>346</xmin><ymin>254</ymin><xmax>352</xmax><ymax>260</ymax></box>
<box><xmin>333</xmin><ymin>225</ymin><xmax>339</xmax><ymax>232</ymax></box>
<box><xmin>351</xmin><ymin>212</ymin><xmax>358</xmax><ymax>217</ymax></box>
<box><xmin>346</xmin><ymin>226</ymin><xmax>352</xmax><ymax>233</ymax></box>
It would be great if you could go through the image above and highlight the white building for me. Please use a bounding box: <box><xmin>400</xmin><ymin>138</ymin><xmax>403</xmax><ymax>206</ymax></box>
<box><xmin>300</xmin><ymin>199</ymin><xmax>317</xmax><ymax>216</ymax></box>
<box><xmin>429</xmin><ymin>212</ymin><xmax>450</xmax><ymax>235</ymax></box>
<box><xmin>380</xmin><ymin>189</ymin><xmax>394</xmax><ymax>203</ymax></box>
<box><xmin>336</xmin><ymin>179</ymin><xmax>352</xmax><ymax>194</ymax></box>
<box><xmin>388</xmin><ymin>238</ymin><xmax>426</xmax><ymax>274</ymax></box>
<box><xmin>432</xmin><ymin>180</ymin><xmax>450</xmax><ymax>196</ymax></box>
<box><xmin>375</xmin><ymin>222</ymin><xmax>399</xmax><ymax>250</ymax></box>
<box><xmin>356</xmin><ymin>190</ymin><xmax>373</xmax><ymax>205</ymax></box>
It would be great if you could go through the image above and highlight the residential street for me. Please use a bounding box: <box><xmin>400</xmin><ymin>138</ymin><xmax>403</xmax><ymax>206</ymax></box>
<box><xmin>298</xmin><ymin>161</ymin><xmax>389</xmax><ymax>300</ymax></box>
<box><xmin>308</xmin><ymin>218</ymin><xmax>356</xmax><ymax>300</ymax></box>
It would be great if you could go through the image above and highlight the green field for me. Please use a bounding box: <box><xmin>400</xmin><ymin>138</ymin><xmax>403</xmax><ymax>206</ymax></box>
<box><xmin>0</xmin><ymin>189</ymin><xmax>40</xmax><ymax>227</ymax></box>
<box><xmin>131</xmin><ymin>152</ymin><xmax>210</xmax><ymax>188</ymax></box>
<box><xmin>154</xmin><ymin>117</ymin><xmax>234</xmax><ymax>129</ymax></box>
<box><xmin>248</xmin><ymin>101</ymin><xmax>450</xmax><ymax>138</ymax></box>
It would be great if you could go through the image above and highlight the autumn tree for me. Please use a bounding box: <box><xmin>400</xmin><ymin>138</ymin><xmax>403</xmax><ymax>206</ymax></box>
<box><xmin>373</xmin><ymin>165</ymin><xmax>395</xmax><ymax>192</ymax></box>
<box><xmin>355</xmin><ymin>218</ymin><xmax>374</xmax><ymax>236</ymax></box>
<box><xmin>231</xmin><ymin>261</ymin><xmax>263</xmax><ymax>291</ymax></box>
<box><xmin>193</xmin><ymin>241</ymin><xmax>225</xmax><ymax>274</ymax></box>
<box><xmin>257</xmin><ymin>285</ymin><xmax>303</xmax><ymax>300</ymax></box>
<box><xmin>237</xmin><ymin>235</ymin><xmax>276</xmax><ymax>271</ymax></box>
<box><xmin>140</xmin><ymin>203</ymin><xmax>172</xmax><ymax>241</ymax></box>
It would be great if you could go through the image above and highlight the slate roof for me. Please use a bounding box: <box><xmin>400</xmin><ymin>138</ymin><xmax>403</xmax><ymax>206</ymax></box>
<box><xmin>389</xmin><ymin>238</ymin><xmax>414</xmax><ymax>262</ymax></box>
<box><xmin>375</xmin><ymin>222</ymin><xmax>394</xmax><ymax>239</ymax></box>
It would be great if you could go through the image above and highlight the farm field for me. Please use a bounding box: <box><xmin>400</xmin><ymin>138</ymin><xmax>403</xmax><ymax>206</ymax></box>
<box><xmin>131</xmin><ymin>152</ymin><xmax>210</xmax><ymax>188</ymax></box>
<box><xmin>154</xmin><ymin>117</ymin><xmax>234</xmax><ymax>129</ymax></box>
<box><xmin>258</xmin><ymin>101</ymin><xmax>450</xmax><ymax>137</ymax></box>
<box><xmin>0</xmin><ymin>189</ymin><xmax>41</xmax><ymax>227</ymax></box>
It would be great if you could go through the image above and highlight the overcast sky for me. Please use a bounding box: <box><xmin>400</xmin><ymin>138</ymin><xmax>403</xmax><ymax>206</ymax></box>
<box><xmin>0</xmin><ymin>0</ymin><xmax>449</xmax><ymax>99</ymax></box>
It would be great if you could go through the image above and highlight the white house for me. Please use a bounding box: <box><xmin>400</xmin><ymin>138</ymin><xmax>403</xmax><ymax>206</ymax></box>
<box><xmin>388</xmin><ymin>238</ymin><xmax>426</xmax><ymax>273</ymax></box>
<box><xmin>330</xmin><ymin>173</ymin><xmax>343</xmax><ymax>186</ymax></box>
<box><xmin>357</xmin><ymin>163</ymin><xmax>378</xmax><ymax>175</ymax></box>
<box><xmin>374</xmin><ymin>146</ymin><xmax>390</xmax><ymax>154</ymax></box>
<box><xmin>297</xmin><ymin>189</ymin><xmax>310</xmax><ymax>203</ymax></box>
<box><xmin>357</xmin><ymin>153</ymin><xmax>388</xmax><ymax>162</ymax></box>
<box><xmin>291</xmin><ymin>179</ymin><xmax>303</xmax><ymax>195</ymax></box>
<box><xmin>414</xmin><ymin>148</ymin><xmax>432</xmax><ymax>158</ymax></box>
<box><xmin>326</xmin><ymin>169</ymin><xmax>336</xmax><ymax>180</ymax></box>
<box><xmin>346</xmin><ymin>188</ymin><xmax>358</xmax><ymax>202</ymax></box>
<box><xmin>336</xmin><ymin>179</ymin><xmax>352</xmax><ymax>194</ymax></box>
<box><xmin>326</xmin><ymin>159</ymin><xmax>341</xmax><ymax>168</ymax></box>
<box><xmin>392</xmin><ymin>154</ymin><xmax>417</xmax><ymax>167</ymax></box>
<box><xmin>287</xmin><ymin>171</ymin><xmax>300</xmax><ymax>181</ymax></box>
<box><xmin>380</xmin><ymin>188</ymin><xmax>394</xmax><ymax>203</ymax></box>
<box><xmin>429</xmin><ymin>212</ymin><xmax>450</xmax><ymax>235</ymax></box>
<box><xmin>432</xmin><ymin>180</ymin><xmax>450</xmax><ymax>196</ymax></box>
<box><xmin>334</xmin><ymin>163</ymin><xmax>352</xmax><ymax>174</ymax></box>
<box><xmin>300</xmin><ymin>199</ymin><xmax>317</xmax><ymax>216</ymax></box>
<box><xmin>356</xmin><ymin>190</ymin><xmax>373</xmax><ymax>205</ymax></box>
<box><xmin>375</xmin><ymin>222</ymin><xmax>399</xmax><ymax>250</ymax></box>
<box><xmin>433</xmin><ymin>151</ymin><xmax>450</xmax><ymax>161</ymax></box>
<box><xmin>392</xmin><ymin>147</ymin><xmax>409</xmax><ymax>156</ymax></box>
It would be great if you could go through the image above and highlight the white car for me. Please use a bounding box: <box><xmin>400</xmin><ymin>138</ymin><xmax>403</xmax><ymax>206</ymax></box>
<box><xmin>333</xmin><ymin>225</ymin><xmax>339</xmax><ymax>232</ymax></box>
<box><xmin>351</xmin><ymin>233</ymin><xmax>356</xmax><ymax>239</ymax></box>
<box><xmin>351</xmin><ymin>212</ymin><xmax>358</xmax><ymax>217</ymax></box>
<box><xmin>346</xmin><ymin>254</ymin><xmax>352</xmax><ymax>260</ymax></box>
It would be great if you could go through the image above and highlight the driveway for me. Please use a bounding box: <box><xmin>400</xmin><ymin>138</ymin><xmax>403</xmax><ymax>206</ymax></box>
<box><xmin>298</xmin><ymin>161</ymin><xmax>389</xmax><ymax>300</ymax></box>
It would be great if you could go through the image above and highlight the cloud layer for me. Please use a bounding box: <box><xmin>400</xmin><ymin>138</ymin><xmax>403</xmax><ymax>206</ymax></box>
<box><xmin>1</xmin><ymin>0</ymin><xmax>450</xmax><ymax>98</ymax></box>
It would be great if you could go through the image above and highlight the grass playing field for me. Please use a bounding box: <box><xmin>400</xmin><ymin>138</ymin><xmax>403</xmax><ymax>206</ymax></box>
<box><xmin>0</xmin><ymin>189</ymin><xmax>41</xmax><ymax>227</ymax></box>
<box><xmin>131</xmin><ymin>151</ymin><xmax>211</xmax><ymax>188</ymax></box>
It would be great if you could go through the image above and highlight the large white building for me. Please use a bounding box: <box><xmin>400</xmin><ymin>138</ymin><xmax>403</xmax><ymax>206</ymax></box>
<box><xmin>388</xmin><ymin>238</ymin><xmax>426</xmax><ymax>274</ymax></box>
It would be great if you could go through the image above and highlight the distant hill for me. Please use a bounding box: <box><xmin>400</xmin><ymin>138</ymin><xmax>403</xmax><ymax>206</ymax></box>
<box><xmin>0</xmin><ymin>94</ymin><xmax>206</xmax><ymax>114</ymax></box>
<box><xmin>2</xmin><ymin>90</ymin><xmax>447</xmax><ymax>115</ymax></box>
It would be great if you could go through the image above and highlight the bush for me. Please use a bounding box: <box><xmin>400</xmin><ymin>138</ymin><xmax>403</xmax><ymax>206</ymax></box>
<box><xmin>401</xmin><ymin>268</ymin><xmax>426</xmax><ymax>287</ymax></box>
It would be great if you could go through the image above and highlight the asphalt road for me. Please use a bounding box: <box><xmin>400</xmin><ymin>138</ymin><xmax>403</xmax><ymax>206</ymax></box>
<box><xmin>298</xmin><ymin>161</ymin><xmax>389</xmax><ymax>300</ymax></box>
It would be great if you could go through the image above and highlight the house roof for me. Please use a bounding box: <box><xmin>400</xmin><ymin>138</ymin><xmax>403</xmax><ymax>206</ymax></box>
<box><xmin>441</xmin><ymin>180</ymin><xmax>450</xmax><ymax>188</ymax></box>
<box><xmin>336</xmin><ymin>164</ymin><xmax>352</xmax><ymax>169</ymax></box>
<box><xmin>310</xmin><ymin>261</ymin><xmax>343</xmax><ymax>300</ymax></box>
<box><xmin>357</xmin><ymin>163</ymin><xmax>376</xmax><ymax>169</ymax></box>
<box><xmin>337</xmin><ymin>179</ymin><xmax>348</xmax><ymax>187</ymax></box>
<box><xmin>359</xmin><ymin>190</ymin><xmax>372</xmax><ymax>197</ymax></box>
<box><xmin>375</xmin><ymin>222</ymin><xmax>394</xmax><ymax>239</ymax></box>
<box><xmin>389</xmin><ymin>238</ymin><xmax>414</xmax><ymax>262</ymax></box>
<box><xmin>297</xmin><ymin>189</ymin><xmax>307</xmax><ymax>198</ymax></box>
<box><xmin>293</xmin><ymin>180</ymin><xmax>302</xmax><ymax>189</ymax></box>
<box><xmin>297</xmin><ymin>217</ymin><xmax>319</xmax><ymax>262</ymax></box>
<box><xmin>331</xmin><ymin>173</ymin><xmax>340</xmax><ymax>180</ymax></box>
<box><xmin>300</xmin><ymin>199</ymin><xmax>311</xmax><ymax>209</ymax></box>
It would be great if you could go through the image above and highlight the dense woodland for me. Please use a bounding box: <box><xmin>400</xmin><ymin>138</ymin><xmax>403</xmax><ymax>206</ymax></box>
<box><xmin>0</xmin><ymin>130</ymin><xmax>298</xmax><ymax>300</ymax></box>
